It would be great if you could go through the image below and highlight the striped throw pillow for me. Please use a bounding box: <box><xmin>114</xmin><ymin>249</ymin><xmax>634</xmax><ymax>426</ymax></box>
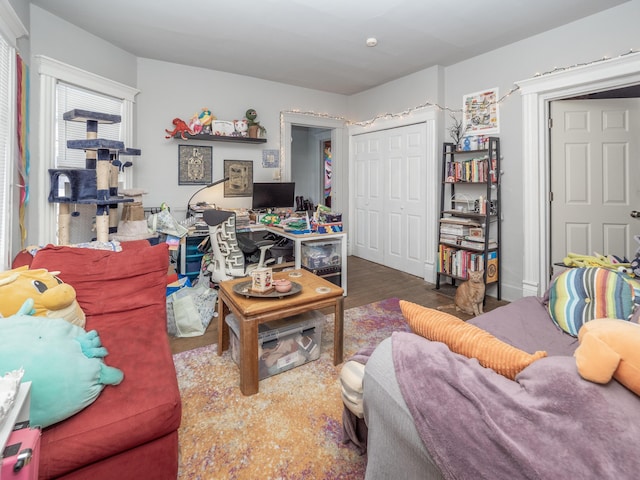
<box><xmin>548</xmin><ymin>267</ymin><xmax>635</xmax><ymax>337</ymax></box>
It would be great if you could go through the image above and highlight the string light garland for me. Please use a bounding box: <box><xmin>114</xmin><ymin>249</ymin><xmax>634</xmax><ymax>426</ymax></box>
<box><xmin>280</xmin><ymin>48</ymin><xmax>639</xmax><ymax>129</ymax></box>
<box><xmin>278</xmin><ymin>48</ymin><xmax>639</xmax><ymax>174</ymax></box>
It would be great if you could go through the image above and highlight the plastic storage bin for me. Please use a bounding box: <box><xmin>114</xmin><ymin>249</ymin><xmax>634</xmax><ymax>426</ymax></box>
<box><xmin>301</xmin><ymin>239</ymin><xmax>341</xmax><ymax>269</ymax></box>
<box><xmin>225</xmin><ymin>310</ymin><xmax>324</xmax><ymax>380</ymax></box>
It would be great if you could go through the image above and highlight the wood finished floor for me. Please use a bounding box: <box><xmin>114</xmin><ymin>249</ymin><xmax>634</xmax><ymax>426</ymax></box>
<box><xmin>169</xmin><ymin>256</ymin><xmax>509</xmax><ymax>354</ymax></box>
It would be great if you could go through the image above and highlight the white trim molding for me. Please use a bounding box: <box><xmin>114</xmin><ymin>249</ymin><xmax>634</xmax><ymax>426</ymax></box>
<box><xmin>518</xmin><ymin>51</ymin><xmax>640</xmax><ymax>297</ymax></box>
<box><xmin>0</xmin><ymin>0</ymin><xmax>28</xmax><ymax>48</ymax></box>
<box><xmin>34</xmin><ymin>55</ymin><xmax>140</xmax><ymax>245</ymax></box>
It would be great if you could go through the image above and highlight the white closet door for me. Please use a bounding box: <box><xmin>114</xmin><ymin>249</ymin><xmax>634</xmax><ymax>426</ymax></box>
<box><xmin>353</xmin><ymin>134</ymin><xmax>384</xmax><ymax>264</ymax></box>
<box><xmin>352</xmin><ymin>123</ymin><xmax>427</xmax><ymax>276</ymax></box>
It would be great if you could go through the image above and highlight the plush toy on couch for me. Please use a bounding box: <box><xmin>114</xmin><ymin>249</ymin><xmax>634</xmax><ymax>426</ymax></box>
<box><xmin>0</xmin><ymin>299</ymin><xmax>123</xmax><ymax>428</ymax></box>
<box><xmin>0</xmin><ymin>265</ymin><xmax>85</xmax><ymax>327</ymax></box>
<box><xmin>575</xmin><ymin>318</ymin><xmax>640</xmax><ymax>396</ymax></box>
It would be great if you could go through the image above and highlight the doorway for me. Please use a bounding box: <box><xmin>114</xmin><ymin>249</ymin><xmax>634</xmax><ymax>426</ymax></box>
<box><xmin>290</xmin><ymin>125</ymin><xmax>331</xmax><ymax>208</ymax></box>
<box><xmin>550</xmin><ymin>96</ymin><xmax>640</xmax><ymax>271</ymax></box>
<box><xmin>518</xmin><ymin>51</ymin><xmax>640</xmax><ymax>297</ymax></box>
<box><xmin>280</xmin><ymin>112</ymin><xmax>346</xmax><ymax>216</ymax></box>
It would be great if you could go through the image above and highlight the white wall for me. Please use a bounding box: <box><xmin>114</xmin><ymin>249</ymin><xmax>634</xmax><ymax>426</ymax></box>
<box><xmin>135</xmin><ymin>58</ymin><xmax>347</xmax><ymax>218</ymax></box>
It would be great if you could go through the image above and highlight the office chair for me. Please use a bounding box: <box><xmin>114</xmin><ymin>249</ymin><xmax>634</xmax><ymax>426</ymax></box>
<box><xmin>203</xmin><ymin>209</ymin><xmax>274</xmax><ymax>283</ymax></box>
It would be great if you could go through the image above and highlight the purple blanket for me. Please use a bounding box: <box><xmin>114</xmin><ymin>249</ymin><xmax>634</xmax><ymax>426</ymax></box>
<box><xmin>392</xmin><ymin>331</ymin><xmax>640</xmax><ymax>479</ymax></box>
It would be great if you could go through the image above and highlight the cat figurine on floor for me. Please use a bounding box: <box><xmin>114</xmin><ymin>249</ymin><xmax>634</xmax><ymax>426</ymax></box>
<box><xmin>438</xmin><ymin>270</ymin><xmax>486</xmax><ymax>317</ymax></box>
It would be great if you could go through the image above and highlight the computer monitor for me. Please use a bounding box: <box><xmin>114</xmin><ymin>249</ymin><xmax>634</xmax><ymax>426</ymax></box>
<box><xmin>251</xmin><ymin>182</ymin><xmax>295</xmax><ymax>210</ymax></box>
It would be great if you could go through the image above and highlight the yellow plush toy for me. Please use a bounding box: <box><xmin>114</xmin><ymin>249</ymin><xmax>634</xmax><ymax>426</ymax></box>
<box><xmin>0</xmin><ymin>266</ymin><xmax>86</xmax><ymax>327</ymax></box>
<box><xmin>575</xmin><ymin>318</ymin><xmax>640</xmax><ymax>396</ymax></box>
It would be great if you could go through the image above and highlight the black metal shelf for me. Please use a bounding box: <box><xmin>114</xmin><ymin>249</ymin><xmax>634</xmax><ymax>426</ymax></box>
<box><xmin>436</xmin><ymin>137</ymin><xmax>502</xmax><ymax>300</ymax></box>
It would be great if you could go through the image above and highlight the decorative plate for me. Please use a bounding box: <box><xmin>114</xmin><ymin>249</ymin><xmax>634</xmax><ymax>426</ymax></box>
<box><xmin>232</xmin><ymin>280</ymin><xmax>302</xmax><ymax>299</ymax></box>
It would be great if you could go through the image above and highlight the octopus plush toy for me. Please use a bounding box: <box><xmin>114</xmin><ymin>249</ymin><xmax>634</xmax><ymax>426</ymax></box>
<box><xmin>0</xmin><ymin>266</ymin><xmax>86</xmax><ymax>327</ymax></box>
<box><xmin>0</xmin><ymin>299</ymin><xmax>123</xmax><ymax>428</ymax></box>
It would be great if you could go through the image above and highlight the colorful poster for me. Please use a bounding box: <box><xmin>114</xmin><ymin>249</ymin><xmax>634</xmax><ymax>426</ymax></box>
<box><xmin>462</xmin><ymin>88</ymin><xmax>499</xmax><ymax>135</ymax></box>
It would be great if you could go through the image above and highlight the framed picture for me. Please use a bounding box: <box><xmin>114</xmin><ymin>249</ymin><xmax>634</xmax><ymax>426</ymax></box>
<box><xmin>262</xmin><ymin>149</ymin><xmax>280</xmax><ymax>168</ymax></box>
<box><xmin>178</xmin><ymin>145</ymin><xmax>212</xmax><ymax>185</ymax></box>
<box><xmin>224</xmin><ymin>159</ymin><xmax>253</xmax><ymax>197</ymax></box>
<box><xmin>462</xmin><ymin>88</ymin><xmax>500</xmax><ymax>135</ymax></box>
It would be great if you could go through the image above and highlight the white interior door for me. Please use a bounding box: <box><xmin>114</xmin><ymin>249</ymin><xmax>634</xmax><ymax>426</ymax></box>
<box><xmin>352</xmin><ymin>123</ymin><xmax>427</xmax><ymax>276</ymax></box>
<box><xmin>384</xmin><ymin>124</ymin><xmax>427</xmax><ymax>276</ymax></box>
<box><xmin>550</xmin><ymin>98</ymin><xmax>640</xmax><ymax>267</ymax></box>
<box><xmin>352</xmin><ymin>135</ymin><xmax>384</xmax><ymax>264</ymax></box>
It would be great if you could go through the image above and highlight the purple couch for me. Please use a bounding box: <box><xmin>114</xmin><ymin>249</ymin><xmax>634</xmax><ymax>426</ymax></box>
<box><xmin>362</xmin><ymin>296</ymin><xmax>640</xmax><ymax>479</ymax></box>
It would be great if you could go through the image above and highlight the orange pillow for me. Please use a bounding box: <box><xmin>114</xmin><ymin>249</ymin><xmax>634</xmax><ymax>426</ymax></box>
<box><xmin>575</xmin><ymin>318</ymin><xmax>640</xmax><ymax>396</ymax></box>
<box><xmin>400</xmin><ymin>301</ymin><xmax>547</xmax><ymax>380</ymax></box>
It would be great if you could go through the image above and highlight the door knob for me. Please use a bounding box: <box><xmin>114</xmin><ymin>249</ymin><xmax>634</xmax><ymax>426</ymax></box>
<box><xmin>631</xmin><ymin>211</ymin><xmax>640</xmax><ymax>218</ymax></box>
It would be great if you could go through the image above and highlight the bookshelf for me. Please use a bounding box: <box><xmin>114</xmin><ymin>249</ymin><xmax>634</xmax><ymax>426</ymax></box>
<box><xmin>436</xmin><ymin>137</ymin><xmax>501</xmax><ymax>299</ymax></box>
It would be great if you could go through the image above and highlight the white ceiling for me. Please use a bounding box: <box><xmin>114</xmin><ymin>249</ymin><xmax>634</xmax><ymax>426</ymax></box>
<box><xmin>31</xmin><ymin>0</ymin><xmax>629</xmax><ymax>95</ymax></box>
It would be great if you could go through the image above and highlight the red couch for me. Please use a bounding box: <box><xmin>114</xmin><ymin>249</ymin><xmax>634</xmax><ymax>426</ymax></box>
<box><xmin>16</xmin><ymin>241</ymin><xmax>182</xmax><ymax>479</ymax></box>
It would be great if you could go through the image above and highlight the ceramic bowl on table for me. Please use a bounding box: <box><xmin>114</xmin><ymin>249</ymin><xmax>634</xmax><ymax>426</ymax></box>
<box><xmin>273</xmin><ymin>279</ymin><xmax>292</xmax><ymax>293</ymax></box>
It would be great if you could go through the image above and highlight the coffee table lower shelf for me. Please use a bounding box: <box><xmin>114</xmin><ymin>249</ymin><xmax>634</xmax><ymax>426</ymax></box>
<box><xmin>217</xmin><ymin>269</ymin><xmax>344</xmax><ymax>395</ymax></box>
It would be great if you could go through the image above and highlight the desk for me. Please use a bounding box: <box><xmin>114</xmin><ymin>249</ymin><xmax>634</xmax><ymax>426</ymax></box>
<box><xmin>217</xmin><ymin>269</ymin><xmax>344</xmax><ymax>395</ymax></box>
<box><xmin>246</xmin><ymin>225</ymin><xmax>347</xmax><ymax>295</ymax></box>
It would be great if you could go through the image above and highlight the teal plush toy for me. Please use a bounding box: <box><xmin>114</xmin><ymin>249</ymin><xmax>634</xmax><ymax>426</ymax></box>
<box><xmin>0</xmin><ymin>299</ymin><xmax>123</xmax><ymax>428</ymax></box>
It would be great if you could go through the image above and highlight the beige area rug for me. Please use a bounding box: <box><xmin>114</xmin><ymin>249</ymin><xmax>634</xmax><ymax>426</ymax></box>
<box><xmin>172</xmin><ymin>298</ymin><xmax>410</xmax><ymax>480</ymax></box>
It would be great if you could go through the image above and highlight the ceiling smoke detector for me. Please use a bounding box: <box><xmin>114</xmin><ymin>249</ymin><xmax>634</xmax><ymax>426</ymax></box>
<box><xmin>366</xmin><ymin>37</ymin><xmax>378</xmax><ymax>47</ymax></box>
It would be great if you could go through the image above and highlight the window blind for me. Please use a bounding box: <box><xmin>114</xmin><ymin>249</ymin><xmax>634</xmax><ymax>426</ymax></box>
<box><xmin>55</xmin><ymin>82</ymin><xmax>123</xmax><ymax>168</ymax></box>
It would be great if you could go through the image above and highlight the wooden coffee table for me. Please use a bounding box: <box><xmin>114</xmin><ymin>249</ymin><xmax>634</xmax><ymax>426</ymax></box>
<box><xmin>217</xmin><ymin>268</ymin><xmax>344</xmax><ymax>395</ymax></box>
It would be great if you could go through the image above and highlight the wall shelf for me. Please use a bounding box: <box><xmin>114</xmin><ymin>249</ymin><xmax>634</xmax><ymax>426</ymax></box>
<box><xmin>174</xmin><ymin>133</ymin><xmax>266</xmax><ymax>144</ymax></box>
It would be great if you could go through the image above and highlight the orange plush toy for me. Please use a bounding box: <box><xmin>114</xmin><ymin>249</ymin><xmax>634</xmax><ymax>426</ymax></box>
<box><xmin>575</xmin><ymin>318</ymin><xmax>640</xmax><ymax>396</ymax></box>
<box><xmin>0</xmin><ymin>266</ymin><xmax>86</xmax><ymax>327</ymax></box>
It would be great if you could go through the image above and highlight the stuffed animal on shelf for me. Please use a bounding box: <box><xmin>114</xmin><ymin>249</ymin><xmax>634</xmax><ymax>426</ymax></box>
<box><xmin>164</xmin><ymin>117</ymin><xmax>194</xmax><ymax>139</ymax></box>
<box><xmin>233</xmin><ymin>119</ymin><xmax>248</xmax><ymax>137</ymax></box>
<box><xmin>198</xmin><ymin>108</ymin><xmax>215</xmax><ymax>134</ymax></box>
<box><xmin>187</xmin><ymin>113</ymin><xmax>202</xmax><ymax>135</ymax></box>
<box><xmin>245</xmin><ymin>108</ymin><xmax>266</xmax><ymax>138</ymax></box>
<box><xmin>0</xmin><ymin>265</ymin><xmax>86</xmax><ymax>327</ymax></box>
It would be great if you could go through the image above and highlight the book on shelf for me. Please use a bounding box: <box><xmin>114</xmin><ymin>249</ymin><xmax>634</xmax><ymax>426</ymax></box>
<box><xmin>462</xmin><ymin>236</ymin><xmax>497</xmax><ymax>248</ymax></box>
<box><xmin>460</xmin><ymin>240</ymin><xmax>497</xmax><ymax>250</ymax></box>
<box><xmin>445</xmin><ymin>156</ymin><xmax>489</xmax><ymax>183</ymax></box>
<box><xmin>440</xmin><ymin>217</ymin><xmax>479</xmax><ymax>225</ymax></box>
<box><xmin>439</xmin><ymin>233</ymin><xmax>461</xmax><ymax>244</ymax></box>
<box><xmin>438</xmin><ymin>245</ymin><xmax>488</xmax><ymax>279</ymax></box>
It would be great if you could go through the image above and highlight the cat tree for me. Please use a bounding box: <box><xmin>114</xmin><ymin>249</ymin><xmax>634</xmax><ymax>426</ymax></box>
<box><xmin>48</xmin><ymin>109</ymin><xmax>139</xmax><ymax>244</ymax></box>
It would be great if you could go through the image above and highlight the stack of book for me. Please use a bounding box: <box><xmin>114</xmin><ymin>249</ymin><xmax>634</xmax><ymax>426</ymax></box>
<box><xmin>439</xmin><ymin>218</ymin><xmax>479</xmax><ymax>246</ymax></box>
<box><xmin>459</xmin><ymin>236</ymin><xmax>497</xmax><ymax>250</ymax></box>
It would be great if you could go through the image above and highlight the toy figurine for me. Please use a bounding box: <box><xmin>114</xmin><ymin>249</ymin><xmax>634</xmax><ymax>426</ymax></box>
<box><xmin>245</xmin><ymin>109</ymin><xmax>266</xmax><ymax>138</ymax></box>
